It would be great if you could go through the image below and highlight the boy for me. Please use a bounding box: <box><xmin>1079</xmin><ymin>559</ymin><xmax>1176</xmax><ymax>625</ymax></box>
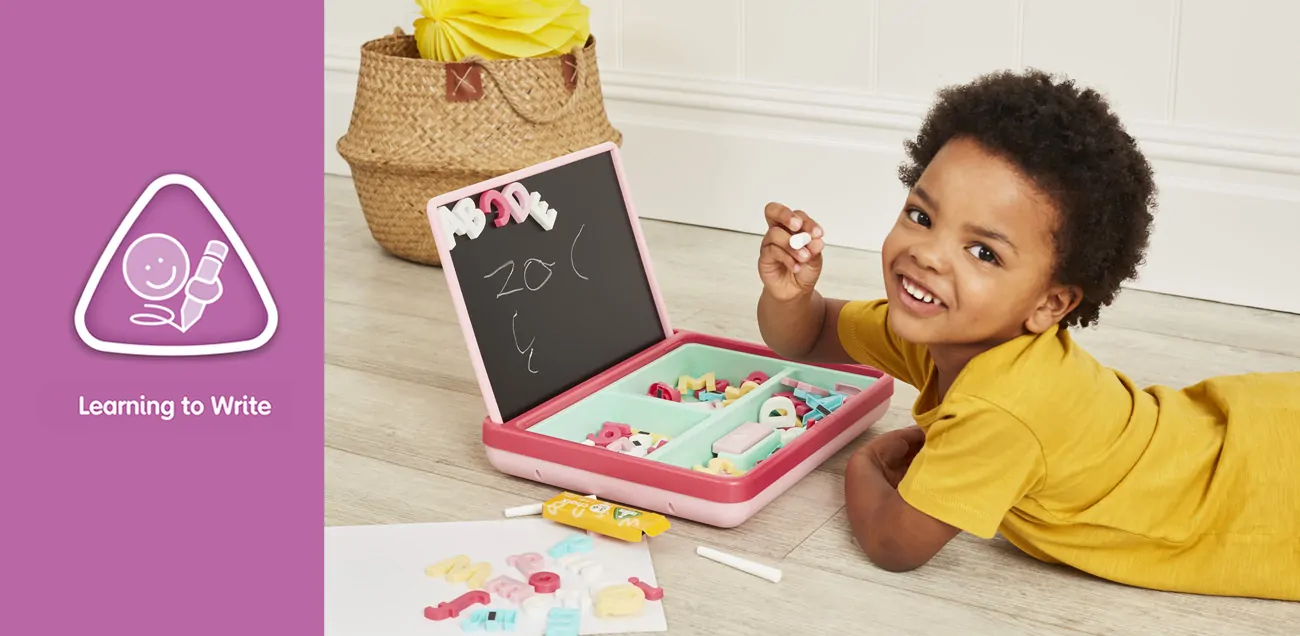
<box><xmin>755</xmin><ymin>70</ymin><xmax>1299</xmax><ymax>602</ymax></box>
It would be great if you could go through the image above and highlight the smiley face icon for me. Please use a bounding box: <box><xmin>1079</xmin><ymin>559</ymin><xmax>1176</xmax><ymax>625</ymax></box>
<box><xmin>122</xmin><ymin>233</ymin><xmax>191</xmax><ymax>301</ymax></box>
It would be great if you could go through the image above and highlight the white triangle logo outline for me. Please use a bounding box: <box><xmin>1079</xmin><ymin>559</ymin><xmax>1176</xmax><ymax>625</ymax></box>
<box><xmin>74</xmin><ymin>173</ymin><xmax>279</xmax><ymax>356</ymax></box>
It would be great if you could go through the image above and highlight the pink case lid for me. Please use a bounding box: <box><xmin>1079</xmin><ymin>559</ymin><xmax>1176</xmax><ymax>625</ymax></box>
<box><xmin>424</xmin><ymin>143</ymin><xmax>674</xmax><ymax>424</ymax></box>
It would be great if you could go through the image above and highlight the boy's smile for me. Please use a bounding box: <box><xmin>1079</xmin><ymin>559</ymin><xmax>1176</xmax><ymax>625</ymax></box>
<box><xmin>896</xmin><ymin>273</ymin><xmax>947</xmax><ymax>316</ymax></box>
<box><xmin>881</xmin><ymin>136</ymin><xmax>1079</xmax><ymax>353</ymax></box>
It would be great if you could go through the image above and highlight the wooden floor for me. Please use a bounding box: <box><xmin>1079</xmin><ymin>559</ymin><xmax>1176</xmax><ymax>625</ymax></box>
<box><xmin>324</xmin><ymin>175</ymin><xmax>1300</xmax><ymax>634</ymax></box>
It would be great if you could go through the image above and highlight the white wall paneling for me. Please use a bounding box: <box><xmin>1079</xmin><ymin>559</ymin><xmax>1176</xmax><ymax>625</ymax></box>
<box><xmin>1175</xmin><ymin>0</ymin><xmax>1300</xmax><ymax>137</ymax></box>
<box><xmin>325</xmin><ymin>0</ymin><xmax>1300</xmax><ymax>314</ymax></box>
<box><xmin>1020</xmin><ymin>0</ymin><xmax>1176</xmax><ymax>121</ymax></box>
<box><xmin>874</xmin><ymin>0</ymin><xmax>1020</xmax><ymax>99</ymax></box>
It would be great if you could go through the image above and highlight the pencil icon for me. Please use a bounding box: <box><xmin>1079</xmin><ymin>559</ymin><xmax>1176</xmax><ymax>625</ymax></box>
<box><xmin>179</xmin><ymin>240</ymin><xmax>229</xmax><ymax>332</ymax></box>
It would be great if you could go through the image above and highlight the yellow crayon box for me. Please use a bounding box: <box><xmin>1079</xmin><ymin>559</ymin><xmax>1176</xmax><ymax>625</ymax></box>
<box><xmin>542</xmin><ymin>492</ymin><xmax>671</xmax><ymax>542</ymax></box>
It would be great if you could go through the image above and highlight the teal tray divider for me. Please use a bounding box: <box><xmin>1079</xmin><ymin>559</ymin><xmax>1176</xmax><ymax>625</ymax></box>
<box><xmin>645</xmin><ymin>367</ymin><xmax>799</xmax><ymax>469</ymax></box>
<box><xmin>524</xmin><ymin>341</ymin><xmax>882</xmax><ymax>471</ymax></box>
<box><xmin>526</xmin><ymin>391</ymin><xmax>709</xmax><ymax>443</ymax></box>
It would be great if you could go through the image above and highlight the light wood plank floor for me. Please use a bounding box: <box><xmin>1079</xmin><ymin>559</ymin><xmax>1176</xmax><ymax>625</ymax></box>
<box><xmin>324</xmin><ymin>175</ymin><xmax>1300</xmax><ymax>634</ymax></box>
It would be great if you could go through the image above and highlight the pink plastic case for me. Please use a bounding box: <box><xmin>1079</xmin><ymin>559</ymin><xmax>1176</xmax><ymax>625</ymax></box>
<box><xmin>427</xmin><ymin>143</ymin><xmax>893</xmax><ymax>528</ymax></box>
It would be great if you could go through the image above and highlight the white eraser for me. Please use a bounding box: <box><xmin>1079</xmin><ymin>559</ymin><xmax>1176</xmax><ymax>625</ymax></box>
<box><xmin>696</xmin><ymin>545</ymin><xmax>783</xmax><ymax>583</ymax></box>
<box><xmin>789</xmin><ymin>232</ymin><xmax>812</xmax><ymax>250</ymax></box>
<box><xmin>503</xmin><ymin>502</ymin><xmax>544</xmax><ymax>518</ymax></box>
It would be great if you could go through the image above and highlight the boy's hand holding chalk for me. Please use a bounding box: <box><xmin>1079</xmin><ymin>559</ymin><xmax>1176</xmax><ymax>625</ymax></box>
<box><xmin>757</xmin><ymin>202</ymin><xmax>825</xmax><ymax>302</ymax></box>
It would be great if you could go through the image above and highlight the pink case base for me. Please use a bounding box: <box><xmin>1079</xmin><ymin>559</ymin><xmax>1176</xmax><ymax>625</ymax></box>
<box><xmin>486</xmin><ymin>399</ymin><xmax>887</xmax><ymax>527</ymax></box>
<box><xmin>482</xmin><ymin>330</ymin><xmax>894</xmax><ymax>527</ymax></box>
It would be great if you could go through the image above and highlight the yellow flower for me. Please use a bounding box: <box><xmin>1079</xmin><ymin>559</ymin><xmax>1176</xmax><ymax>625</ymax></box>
<box><xmin>414</xmin><ymin>0</ymin><xmax>590</xmax><ymax>62</ymax></box>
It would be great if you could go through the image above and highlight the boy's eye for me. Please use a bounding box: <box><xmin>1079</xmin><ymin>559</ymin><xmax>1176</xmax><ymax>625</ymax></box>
<box><xmin>907</xmin><ymin>209</ymin><xmax>931</xmax><ymax>227</ymax></box>
<box><xmin>968</xmin><ymin>244</ymin><xmax>999</xmax><ymax>264</ymax></box>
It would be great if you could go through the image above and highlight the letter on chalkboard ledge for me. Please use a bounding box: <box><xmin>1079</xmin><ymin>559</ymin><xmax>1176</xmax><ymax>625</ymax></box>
<box><xmin>439</xmin><ymin>197</ymin><xmax>487</xmax><ymax>250</ymax></box>
<box><xmin>481</xmin><ymin>189</ymin><xmax>514</xmax><ymax>228</ymax></box>
<box><xmin>437</xmin><ymin>185</ymin><xmax>558</xmax><ymax>249</ymax></box>
<box><xmin>503</xmin><ymin>183</ymin><xmax>532</xmax><ymax>225</ymax></box>
<box><xmin>529</xmin><ymin>192</ymin><xmax>557</xmax><ymax>231</ymax></box>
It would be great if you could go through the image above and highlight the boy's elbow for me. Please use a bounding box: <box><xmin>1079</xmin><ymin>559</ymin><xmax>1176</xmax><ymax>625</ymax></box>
<box><xmin>853</xmin><ymin>526</ymin><xmax>938</xmax><ymax>573</ymax></box>
<box><xmin>860</xmin><ymin>537</ymin><xmax>930</xmax><ymax>573</ymax></box>
<box><xmin>868</xmin><ymin>550</ymin><xmax>927</xmax><ymax>573</ymax></box>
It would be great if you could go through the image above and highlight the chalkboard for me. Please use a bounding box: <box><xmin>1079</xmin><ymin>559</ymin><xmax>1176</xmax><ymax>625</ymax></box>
<box><xmin>428</xmin><ymin>143</ymin><xmax>672</xmax><ymax>424</ymax></box>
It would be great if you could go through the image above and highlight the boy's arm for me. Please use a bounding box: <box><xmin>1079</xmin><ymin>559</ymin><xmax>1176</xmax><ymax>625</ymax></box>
<box><xmin>752</xmin><ymin>202</ymin><xmax>926</xmax><ymax>381</ymax></box>
<box><xmin>844</xmin><ymin>428</ymin><xmax>960</xmax><ymax>571</ymax></box>
<box><xmin>760</xmin><ymin>286</ymin><xmax>928</xmax><ymax>385</ymax></box>
<box><xmin>847</xmin><ymin>398</ymin><xmax>1048</xmax><ymax>571</ymax></box>
<box><xmin>755</xmin><ymin>202</ymin><xmax>854</xmax><ymax>364</ymax></box>
<box><xmin>757</xmin><ymin>289</ymin><xmax>854</xmax><ymax>364</ymax></box>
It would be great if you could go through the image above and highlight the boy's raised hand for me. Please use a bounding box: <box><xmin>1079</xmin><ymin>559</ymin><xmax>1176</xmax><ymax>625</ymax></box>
<box><xmin>759</xmin><ymin>202</ymin><xmax>826</xmax><ymax>301</ymax></box>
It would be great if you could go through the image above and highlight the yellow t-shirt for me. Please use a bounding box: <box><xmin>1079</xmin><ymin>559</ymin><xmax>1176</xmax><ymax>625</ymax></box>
<box><xmin>838</xmin><ymin>299</ymin><xmax>1300</xmax><ymax>602</ymax></box>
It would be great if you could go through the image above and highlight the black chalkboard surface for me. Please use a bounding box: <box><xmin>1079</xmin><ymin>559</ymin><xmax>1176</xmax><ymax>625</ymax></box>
<box><xmin>429</xmin><ymin>144</ymin><xmax>671</xmax><ymax>423</ymax></box>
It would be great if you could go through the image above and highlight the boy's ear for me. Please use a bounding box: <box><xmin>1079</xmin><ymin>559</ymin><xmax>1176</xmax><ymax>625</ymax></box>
<box><xmin>1026</xmin><ymin>284</ymin><xmax>1083</xmax><ymax>333</ymax></box>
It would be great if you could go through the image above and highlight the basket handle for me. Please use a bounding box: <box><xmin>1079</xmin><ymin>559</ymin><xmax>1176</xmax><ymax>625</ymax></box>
<box><xmin>446</xmin><ymin>51</ymin><xmax>585</xmax><ymax>125</ymax></box>
<box><xmin>391</xmin><ymin>25</ymin><xmax>587</xmax><ymax>124</ymax></box>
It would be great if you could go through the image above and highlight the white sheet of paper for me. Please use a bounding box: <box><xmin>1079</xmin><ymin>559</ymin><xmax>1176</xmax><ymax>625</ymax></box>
<box><xmin>325</xmin><ymin>519</ymin><xmax>667</xmax><ymax>635</ymax></box>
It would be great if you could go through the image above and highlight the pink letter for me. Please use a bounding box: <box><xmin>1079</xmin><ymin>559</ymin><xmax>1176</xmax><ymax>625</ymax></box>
<box><xmin>480</xmin><ymin>189</ymin><xmax>513</xmax><ymax>228</ymax></box>
<box><xmin>502</xmin><ymin>182</ymin><xmax>531</xmax><ymax>224</ymax></box>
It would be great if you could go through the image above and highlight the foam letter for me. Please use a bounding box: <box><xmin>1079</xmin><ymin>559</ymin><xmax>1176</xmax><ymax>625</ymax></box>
<box><xmin>451</xmin><ymin>197</ymin><xmax>485</xmax><ymax>239</ymax></box>
<box><xmin>529</xmin><ymin>191</ymin><xmax>557</xmax><ymax>231</ymax></box>
<box><xmin>480</xmin><ymin>189</ymin><xmax>513</xmax><ymax>228</ymax></box>
<box><xmin>502</xmin><ymin>182</ymin><xmax>531</xmax><ymax>224</ymax></box>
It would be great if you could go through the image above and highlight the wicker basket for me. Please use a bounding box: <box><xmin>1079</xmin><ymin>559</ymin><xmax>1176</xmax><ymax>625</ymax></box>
<box><xmin>336</xmin><ymin>29</ymin><xmax>622</xmax><ymax>266</ymax></box>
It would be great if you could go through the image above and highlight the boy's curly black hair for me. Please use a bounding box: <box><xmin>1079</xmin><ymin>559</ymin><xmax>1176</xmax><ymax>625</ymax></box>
<box><xmin>898</xmin><ymin>69</ymin><xmax>1157</xmax><ymax>329</ymax></box>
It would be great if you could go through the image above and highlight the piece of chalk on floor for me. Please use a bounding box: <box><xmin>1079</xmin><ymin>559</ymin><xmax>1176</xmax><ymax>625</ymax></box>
<box><xmin>696</xmin><ymin>545</ymin><xmax>782</xmax><ymax>583</ymax></box>
<box><xmin>506</xmin><ymin>494</ymin><xmax>598</xmax><ymax>518</ymax></box>
<box><xmin>504</xmin><ymin>503</ymin><xmax>544</xmax><ymax>518</ymax></box>
<box><xmin>789</xmin><ymin>232</ymin><xmax>812</xmax><ymax>250</ymax></box>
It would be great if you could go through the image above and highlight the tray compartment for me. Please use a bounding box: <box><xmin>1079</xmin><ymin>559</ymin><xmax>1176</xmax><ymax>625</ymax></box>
<box><xmin>644</xmin><ymin>368</ymin><xmax>796</xmax><ymax>469</ymax></box>
<box><xmin>646</xmin><ymin>361</ymin><xmax>880</xmax><ymax>471</ymax></box>
<box><xmin>606</xmin><ymin>343</ymin><xmax>788</xmax><ymax>404</ymax></box>
<box><xmin>526</xmin><ymin>391</ymin><xmax>709</xmax><ymax>445</ymax></box>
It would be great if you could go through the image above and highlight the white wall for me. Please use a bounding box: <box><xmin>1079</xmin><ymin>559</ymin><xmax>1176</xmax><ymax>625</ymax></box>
<box><xmin>325</xmin><ymin>0</ymin><xmax>1300</xmax><ymax>315</ymax></box>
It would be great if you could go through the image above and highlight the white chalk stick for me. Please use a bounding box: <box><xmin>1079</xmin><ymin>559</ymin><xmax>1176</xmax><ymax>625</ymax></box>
<box><xmin>696</xmin><ymin>545</ymin><xmax>783</xmax><ymax>583</ymax></box>
<box><xmin>789</xmin><ymin>232</ymin><xmax>812</xmax><ymax>250</ymax></box>
<box><xmin>505</xmin><ymin>494</ymin><xmax>598</xmax><ymax>518</ymax></box>
<box><xmin>503</xmin><ymin>502</ymin><xmax>544</xmax><ymax>518</ymax></box>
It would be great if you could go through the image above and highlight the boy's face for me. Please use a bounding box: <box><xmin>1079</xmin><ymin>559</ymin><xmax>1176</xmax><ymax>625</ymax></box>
<box><xmin>880</xmin><ymin>136</ymin><xmax>1073</xmax><ymax>348</ymax></box>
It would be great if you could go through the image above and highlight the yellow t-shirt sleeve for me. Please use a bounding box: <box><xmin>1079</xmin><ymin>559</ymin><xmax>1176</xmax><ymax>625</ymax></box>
<box><xmin>837</xmin><ymin>299</ymin><xmax>930</xmax><ymax>387</ymax></box>
<box><xmin>897</xmin><ymin>393</ymin><xmax>1047</xmax><ymax>539</ymax></box>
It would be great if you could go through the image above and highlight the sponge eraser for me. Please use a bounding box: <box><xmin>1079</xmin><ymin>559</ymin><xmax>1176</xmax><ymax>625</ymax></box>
<box><xmin>789</xmin><ymin>232</ymin><xmax>812</xmax><ymax>250</ymax></box>
<box><xmin>712</xmin><ymin>422</ymin><xmax>773</xmax><ymax>455</ymax></box>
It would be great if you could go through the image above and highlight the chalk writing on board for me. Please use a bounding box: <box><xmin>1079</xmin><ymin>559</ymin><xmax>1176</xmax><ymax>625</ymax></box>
<box><xmin>485</xmin><ymin>261</ymin><xmax>522</xmax><ymax>298</ymax></box>
<box><xmin>436</xmin><ymin>183</ymin><xmax>559</xmax><ymax>250</ymax></box>
<box><xmin>485</xmin><ymin>258</ymin><xmax>558</xmax><ymax>299</ymax></box>
<box><xmin>511</xmin><ymin>310</ymin><xmax>534</xmax><ymax>354</ymax></box>
<box><xmin>569</xmin><ymin>223</ymin><xmax>589</xmax><ymax>281</ymax></box>
<box><xmin>485</xmin><ymin>225</ymin><xmax>592</xmax><ymax>374</ymax></box>
<box><xmin>511</xmin><ymin>310</ymin><xmax>539</xmax><ymax>374</ymax></box>
<box><xmin>523</xmin><ymin>258</ymin><xmax>555</xmax><ymax>290</ymax></box>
